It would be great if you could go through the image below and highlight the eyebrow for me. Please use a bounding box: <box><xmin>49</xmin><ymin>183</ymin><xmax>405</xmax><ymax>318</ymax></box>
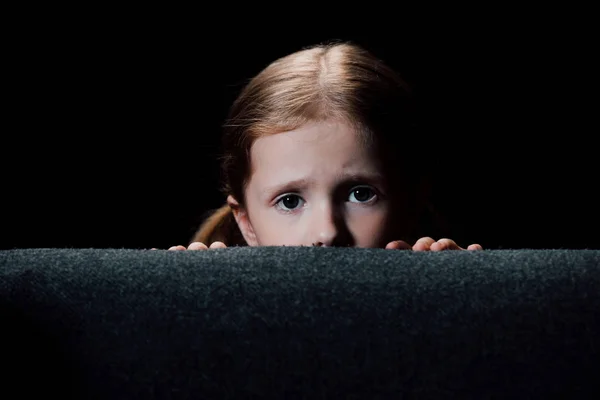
<box><xmin>341</xmin><ymin>172</ymin><xmax>385</xmax><ymax>185</ymax></box>
<box><xmin>261</xmin><ymin>172</ymin><xmax>386</xmax><ymax>199</ymax></box>
<box><xmin>262</xmin><ymin>178</ymin><xmax>314</xmax><ymax>199</ymax></box>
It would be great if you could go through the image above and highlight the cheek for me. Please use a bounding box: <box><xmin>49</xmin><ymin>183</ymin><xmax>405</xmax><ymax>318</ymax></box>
<box><xmin>347</xmin><ymin>208</ymin><xmax>391</xmax><ymax>246</ymax></box>
<box><xmin>252</xmin><ymin>214</ymin><xmax>282</xmax><ymax>244</ymax></box>
<box><xmin>247</xmin><ymin>207</ymin><xmax>300</xmax><ymax>246</ymax></box>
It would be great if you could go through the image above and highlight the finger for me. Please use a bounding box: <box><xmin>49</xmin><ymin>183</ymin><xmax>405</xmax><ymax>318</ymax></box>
<box><xmin>430</xmin><ymin>238</ymin><xmax>461</xmax><ymax>251</ymax></box>
<box><xmin>168</xmin><ymin>245</ymin><xmax>187</xmax><ymax>251</ymax></box>
<box><xmin>209</xmin><ymin>241</ymin><xmax>227</xmax><ymax>249</ymax></box>
<box><xmin>385</xmin><ymin>240</ymin><xmax>412</xmax><ymax>250</ymax></box>
<box><xmin>188</xmin><ymin>242</ymin><xmax>208</xmax><ymax>250</ymax></box>
<box><xmin>430</xmin><ymin>238</ymin><xmax>462</xmax><ymax>251</ymax></box>
<box><xmin>412</xmin><ymin>237</ymin><xmax>436</xmax><ymax>251</ymax></box>
<box><xmin>467</xmin><ymin>243</ymin><xmax>483</xmax><ymax>251</ymax></box>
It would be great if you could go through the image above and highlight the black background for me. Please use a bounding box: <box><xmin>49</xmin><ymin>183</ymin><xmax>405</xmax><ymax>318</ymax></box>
<box><xmin>2</xmin><ymin>7</ymin><xmax>598</xmax><ymax>250</ymax></box>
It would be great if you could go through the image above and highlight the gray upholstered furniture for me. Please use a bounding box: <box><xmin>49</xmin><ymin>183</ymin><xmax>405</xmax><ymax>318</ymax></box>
<box><xmin>2</xmin><ymin>248</ymin><xmax>599</xmax><ymax>398</ymax></box>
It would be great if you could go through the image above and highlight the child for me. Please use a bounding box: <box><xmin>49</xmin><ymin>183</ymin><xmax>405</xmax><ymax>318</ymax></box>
<box><xmin>170</xmin><ymin>41</ymin><xmax>481</xmax><ymax>252</ymax></box>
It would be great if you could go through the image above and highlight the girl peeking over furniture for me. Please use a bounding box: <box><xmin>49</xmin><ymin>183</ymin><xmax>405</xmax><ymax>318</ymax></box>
<box><xmin>166</xmin><ymin>42</ymin><xmax>482</xmax><ymax>252</ymax></box>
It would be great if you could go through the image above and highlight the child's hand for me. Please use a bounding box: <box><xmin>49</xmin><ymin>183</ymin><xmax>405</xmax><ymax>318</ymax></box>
<box><xmin>385</xmin><ymin>237</ymin><xmax>482</xmax><ymax>251</ymax></box>
<box><xmin>151</xmin><ymin>241</ymin><xmax>228</xmax><ymax>251</ymax></box>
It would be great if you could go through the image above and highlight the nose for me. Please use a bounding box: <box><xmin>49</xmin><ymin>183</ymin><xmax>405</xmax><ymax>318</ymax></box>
<box><xmin>310</xmin><ymin>202</ymin><xmax>343</xmax><ymax>247</ymax></box>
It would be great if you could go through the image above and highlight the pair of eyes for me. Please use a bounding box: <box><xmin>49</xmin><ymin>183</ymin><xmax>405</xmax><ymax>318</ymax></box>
<box><xmin>275</xmin><ymin>186</ymin><xmax>377</xmax><ymax>212</ymax></box>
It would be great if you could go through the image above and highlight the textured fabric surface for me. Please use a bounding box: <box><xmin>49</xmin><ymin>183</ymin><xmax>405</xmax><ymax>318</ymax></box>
<box><xmin>1</xmin><ymin>248</ymin><xmax>599</xmax><ymax>399</ymax></box>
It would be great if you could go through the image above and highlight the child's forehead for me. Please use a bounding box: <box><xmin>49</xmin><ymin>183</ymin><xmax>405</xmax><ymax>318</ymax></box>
<box><xmin>253</xmin><ymin>120</ymin><xmax>366</xmax><ymax>152</ymax></box>
<box><xmin>248</xmin><ymin>120</ymin><xmax>384</xmax><ymax>177</ymax></box>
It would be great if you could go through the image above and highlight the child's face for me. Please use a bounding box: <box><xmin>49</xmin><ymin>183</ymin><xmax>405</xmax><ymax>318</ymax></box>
<box><xmin>234</xmin><ymin>120</ymin><xmax>397</xmax><ymax>248</ymax></box>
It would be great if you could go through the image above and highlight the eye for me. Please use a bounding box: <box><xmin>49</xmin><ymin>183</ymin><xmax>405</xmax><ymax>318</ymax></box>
<box><xmin>348</xmin><ymin>186</ymin><xmax>376</xmax><ymax>203</ymax></box>
<box><xmin>275</xmin><ymin>194</ymin><xmax>305</xmax><ymax>212</ymax></box>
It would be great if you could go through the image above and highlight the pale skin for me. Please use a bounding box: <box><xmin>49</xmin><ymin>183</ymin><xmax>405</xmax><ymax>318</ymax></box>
<box><xmin>166</xmin><ymin>120</ymin><xmax>482</xmax><ymax>252</ymax></box>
